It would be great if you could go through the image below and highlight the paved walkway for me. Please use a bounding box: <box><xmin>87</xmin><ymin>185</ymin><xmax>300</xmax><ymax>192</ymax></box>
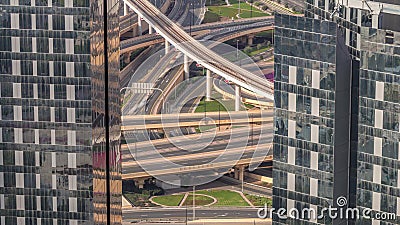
<box><xmin>178</xmin><ymin>193</ymin><xmax>189</xmax><ymax>207</ymax></box>
<box><xmin>122</xmin><ymin>196</ymin><xmax>132</xmax><ymax>208</ymax></box>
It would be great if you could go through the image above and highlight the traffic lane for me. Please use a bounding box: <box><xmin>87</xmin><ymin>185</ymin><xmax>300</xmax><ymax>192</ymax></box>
<box><xmin>122</xmin><ymin>126</ymin><xmax>265</xmax><ymax>151</ymax></box>
<box><xmin>122</xmin><ymin>144</ymin><xmax>272</xmax><ymax>174</ymax></box>
<box><xmin>215</xmin><ymin>79</ymin><xmax>272</xmax><ymax>103</ymax></box>
<box><xmin>122</xmin><ymin>134</ymin><xmax>262</xmax><ymax>164</ymax></box>
<box><xmin>121</xmin><ymin>126</ymin><xmax>273</xmax><ymax>162</ymax></box>
<box><xmin>122</xmin><ymin>113</ymin><xmax>272</xmax><ymax>125</ymax></box>
<box><xmin>122</xmin><ymin>207</ymin><xmax>263</xmax><ymax>220</ymax></box>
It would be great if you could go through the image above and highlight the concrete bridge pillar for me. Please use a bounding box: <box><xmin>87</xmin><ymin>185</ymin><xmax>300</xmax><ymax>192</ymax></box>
<box><xmin>123</xmin><ymin>52</ymin><xmax>130</xmax><ymax>64</ymax></box>
<box><xmin>247</xmin><ymin>34</ymin><xmax>255</xmax><ymax>46</ymax></box>
<box><xmin>206</xmin><ymin>69</ymin><xmax>211</xmax><ymax>101</ymax></box>
<box><xmin>149</xmin><ymin>25</ymin><xmax>153</xmax><ymax>34</ymax></box>
<box><xmin>165</xmin><ymin>40</ymin><xmax>170</xmax><ymax>54</ymax></box>
<box><xmin>235</xmin><ymin>85</ymin><xmax>241</xmax><ymax>111</ymax></box>
<box><xmin>124</xmin><ymin>3</ymin><xmax>128</xmax><ymax>16</ymax></box>
<box><xmin>184</xmin><ymin>54</ymin><xmax>190</xmax><ymax>80</ymax></box>
<box><xmin>135</xmin><ymin>178</ymin><xmax>146</xmax><ymax>189</ymax></box>
<box><xmin>137</xmin><ymin>15</ymin><xmax>142</xmax><ymax>36</ymax></box>
<box><xmin>372</xmin><ymin>14</ymin><xmax>379</xmax><ymax>28</ymax></box>
<box><xmin>234</xmin><ymin>165</ymin><xmax>245</xmax><ymax>181</ymax></box>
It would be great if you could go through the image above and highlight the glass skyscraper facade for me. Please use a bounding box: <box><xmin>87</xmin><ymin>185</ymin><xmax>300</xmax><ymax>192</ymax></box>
<box><xmin>0</xmin><ymin>0</ymin><xmax>121</xmax><ymax>223</ymax></box>
<box><xmin>273</xmin><ymin>13</ymin><xmax>352</xmax><ymax>225</ymax></box>
<box><xmin>274</xmin><ymin>1</ymin><xmax>400</xmax><ymax>225</ymax></box>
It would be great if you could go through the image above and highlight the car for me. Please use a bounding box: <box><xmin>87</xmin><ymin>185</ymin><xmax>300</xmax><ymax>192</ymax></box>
<box><xmin>224</xmin><ymin>79</ymin><xmax>233</xmax><ymax>84</ymax></box>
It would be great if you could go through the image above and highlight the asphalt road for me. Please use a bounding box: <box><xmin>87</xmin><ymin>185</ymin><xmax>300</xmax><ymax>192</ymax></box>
<box><xmin>122</xmin><ymin>127</ymin><xmax>272</xmax><ymax>162</ymax></box>
<box><xmin>123</xmin><ymin>207</ymin><xmax>264</xmax><ymax>221</ymax></box>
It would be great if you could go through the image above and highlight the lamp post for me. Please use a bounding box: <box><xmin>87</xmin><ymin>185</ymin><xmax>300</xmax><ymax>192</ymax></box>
<box><xmin>186</xmin><ymin>206</ymin><xmax>188</xmax><ymax>224</ymax></box>
<box><xmin>190</xmin><ymin>1</ymin><xmax>193</xmax><ymax>35</ymax></box>
<box><xmin>250</xmin><ymin>0</ymin><xmax>253</xmax><ymax>17</ymax></box>
<box><xmin>238</xmin><ymin>0</ymin><xmax>241</xmax><ymax>17</ymax></box>
<box><xmin>192</xmin><ymin>1</ymin><xmax>195</xmax><ymax>25</ymax></box>
<box><xmin>193</xmin><ymin>186</ymin><xmax>196</xmax><ymax>221</ymax></box>
<box><xmin>236</xmin><ymin>39</ymin><xmax>239</xmax><ymax>61</ymax></box>
<box><xmin>218</xmin><ymin>103</ymin><xmax>221</xmax><ymax>131</ymax></box>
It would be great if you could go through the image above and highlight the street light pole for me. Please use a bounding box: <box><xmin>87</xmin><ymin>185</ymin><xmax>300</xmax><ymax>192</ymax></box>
<box><xmin>251</xmin><ymin>114</ymin><xmax>253</xmax><ymax>145</ymax></box>
<box><xmin>250</xmin><ymin>0</ymin><xmax>253</xmax><ymax>17</ymax></box>
<box><xmin>190</xmin><ymin>1</ymin><xmax>193</xmax><ymax>35</ymax></box>
<box><xmin>204</xmin><ymin>97</ymin><xmax>207</xmax><ymax>118</ymax></box>
<box><xmin>193</xmin><ymin>186</ymin><xmax>196</xmax><ymax>221</ymax></box>
<box><xmin>236</xmin><ymin>39</ymin><xmax>239</xmax><ymax>62</ymax></box>
<box><xmin>186</xmin><ymin>206</ymin><xmax>188</xmax><ymax>224</ymax></box>
<box><xmin>218</xmin><ymin>103</ymin><xmax>220</xmax><ymax>131</ymax></box>
<box><xmin>192</xmin><ymin>1</ymin><xmax>195</xmax><ymax>26</ymax></box>
<box><xmin>238</xmin><ymin>0</ymin><xmax>241</xmax><ymax>17</ymax></box>
<box><xmin>242</xmin><ymin>176</ymin><xmax>244</xmax><ymax>193</ymax></box>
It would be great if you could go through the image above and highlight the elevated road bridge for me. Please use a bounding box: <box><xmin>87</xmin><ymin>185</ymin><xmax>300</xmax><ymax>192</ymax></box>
<box><xmin>120</xmin><ymin>17</ymin><xmax>274</xmax><ymax>53</ymax></box>
<box><xmin>121</xmin><ymin>110</ymin><xmax>273</xmax><ymax>130</ymax></box>
<box><xmin>123</xmin><ymin>0</ymin><xmax>274</xmax><ymax>99</ymax></box>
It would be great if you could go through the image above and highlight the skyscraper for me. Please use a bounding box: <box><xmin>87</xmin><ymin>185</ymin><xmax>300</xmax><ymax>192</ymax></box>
<box><xmin>273</xmin><ymin>1</ymin><xmax>400</xmax><ymax>224</ymax></box>
<box><xmin>273</xmin><ymin>13</ymin><xmax>353</xmax><ymax>225</ymax></box>
<box><xmin>0</xmin><ymin>0</ymin><xmax>121</xmax><ymax>224</ymax></box>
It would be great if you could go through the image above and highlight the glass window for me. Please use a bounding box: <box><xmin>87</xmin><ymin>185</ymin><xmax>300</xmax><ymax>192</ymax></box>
<box><xmin>0</xmin><ymin>37</ymin><xmax>11</xmax><ymax>51</ymax></box>
<box><xmin>23</xmin><ymin>129</ymin><xmax>35</xmax><ymax>143</ymax></box>
<box><xmin>19</xmin><ymin>0</ymin><xmax>30</xmax><ymax>5</ymax></box>
<box><xmin>38</xmin><ymin>83</ymin><xmax>50</xmax><ymax>99</ymax></box>
<box><xmin>39</xmin><ymin>130</ymin><xmax>51</xmax><ymax>144</ymax></box>
<box><xmin>381</xmin><ymin>167</ymin><xmax>397</xmax><ymax>187</ymax></box>
<box><xmin>21</xmin><ymin>61</ymin><xmax>33</xmax><ymax>75</ymax></box>
<box><xmin>37</xmin><ymin>61</ymin><xmax>49</xmax><ymax>76</ymax></box>
<box><xmin>19</xmin><ymin>14</ymin><xmax>32</xmax><ymax>29</ymax></box>
<box><xmin>358</xmin><ymin>162</ymin><xmax>373</xmax><ymax>181</ymax></box>
<box><xmin>1</xmin><ymin>105</ymin><xmax>14</xmax><ymax>120</ymax></box>
<box><xmin>54</xmin><ymin>107</ymin><xmax>67</xmax><ymax>122</ymax></box>
<box><xmin>1</xmin><ymin>82</ymin><xmax>13</xmax><ymax>97</ymax></box>
<box><xmin>21</xmin><ymin>84</ymin><xmax>34</xmax><ymax>98</ymax></box>
<box><xmin>22</xmin><ymin>106</ymin><xmax>34</xmax><ymax>121</ymax></box>
<box><xmin>54</xmin><ymin>85</ymin><xmax>66</xmax><ymax>99</ymax></box>
<box><xmin>36</xmin><ymin>15</ymin><xmax>48</xmax><ymax>30</ymax></box>
<box><xmin>382</xmin><ymin>138</ymin><xmax>398</xmax><ymax>159</ymax></box>
<box><xmin>35</xmin><ymin>0</ymin><xmax>47</xmax><ymax>5</ymax></box>
<box><xmin>54</xmin><ymin>61</ymin><xmax>66</xmax><ymax>77</ymax></box>
<box><xmin>38</xmin><ymin>107</ymin><xmax>51</xmax><ymax>121</ymax></box>
<box><xmin>0</xmin><ymin>59</ymin><xmax>12</xmax><ymax>74</ymax></box>
<box><xmin>53</xmin><ymin>38</ymin><xmax>66</xmax><ymax>53</ymax></box>
<box><xmin>52</xmin><ymin>15</ymin><xmax>65</xmax><ymax>30</ymax></box>
<box><xmin>55</xmin><ymin>130</ymin><xmax>67</xmax><ymax>145</ymax></box>
<box><xmin>37</xmin><ymin>38</ymin><xmax>49</xmax><ymax>53</ymax></box>
<box><xmin>20</xmin><ymin>37</ymin><xmax>32</xmax><ymax>52</ymax></box>
<box><xmin>2</xmin><ymin>128</ymin><xmax>14</xmax><ymax>143</ymax></box>
<box><xmin>52</xmin><ymin>0</ymin><xmax>64</xmax><ymax>6</ymax></box>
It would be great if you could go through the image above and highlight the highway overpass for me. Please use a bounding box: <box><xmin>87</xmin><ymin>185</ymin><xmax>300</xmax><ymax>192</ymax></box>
<box><xmin>123</xmin><ymin>0</ymin><xmax>274</xmax><ymax>99</ymax></box>
<box><xmin>121</xmin><ymin>124</ymin><xmax>274</xmax><ymax>187</ymax></box>
<box><xmin>120</xmin><ymin>17</ymin><xmax>274</xmax><ymax>53</ymax></box>
<box><xmin>121</xmin><ymin>110</ymin><xmax>273</xmax><ymax>130</ymax></box>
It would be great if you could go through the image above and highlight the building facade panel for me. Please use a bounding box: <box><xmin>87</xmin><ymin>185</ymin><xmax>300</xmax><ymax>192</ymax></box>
<box><xmin>0</xmin><ymin>0</ymin><xmax>121</xmax><ymax>222</ymax></box>
<box><xmin>273</xmin><ymin>13</ymin><xmax>352</xmax><ymax>225</ymax></box>
<box><xmin>356</xmin><ymin>27</ymin><xmax>400</xmax><ymax>225</ymax></box>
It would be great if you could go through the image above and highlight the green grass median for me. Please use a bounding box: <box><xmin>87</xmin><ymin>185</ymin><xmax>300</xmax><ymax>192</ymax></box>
<box><xmin>197</xmin><ymin>190</ymin><xmax>250</xmax><ymax>206</ymax></box>
<box><xmin>182</xmin><ymin>194</ymin><xmax>215</xmax><ymax>206</ymax></box>
<box><xmin>152</xmin><ymin>194</ymin><xmax>185</xmax><ymax>206</ymax></box>
<box><xmin>244</xmin><ymin>194</ymin><xmax>272</xmax><ymax>207</ymax></box>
